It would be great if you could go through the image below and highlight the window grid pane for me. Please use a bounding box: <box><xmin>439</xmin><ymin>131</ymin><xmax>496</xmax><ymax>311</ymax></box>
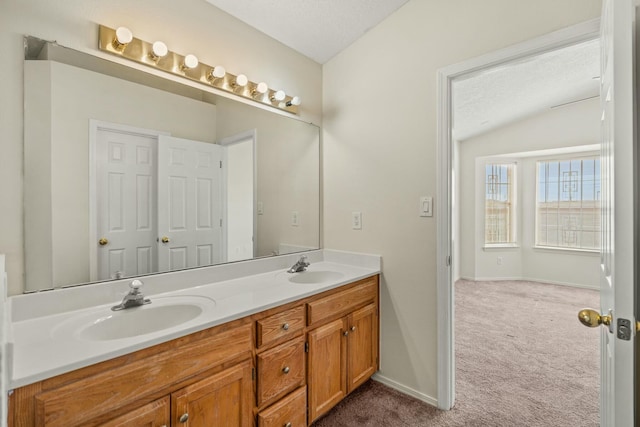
<box><xmin>536</xmin><ymin>157</ymin><xmax>600</xmax><ymax>250</ymax></box>
<box><xmin>485</xmin><ymin>163</ymin><xmax>514</xmax><ymax>244</ymax></box>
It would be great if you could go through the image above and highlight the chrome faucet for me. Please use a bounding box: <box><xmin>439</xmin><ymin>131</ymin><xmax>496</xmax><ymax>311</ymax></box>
<box><xmin>287</xmin><ymin>255</ymin><xmax>310</xmax><ymax>273</ymax></box>
<box><xmin>112</xmin><ymin>279</ymin><xmax>151</xmax><ymax>311</ymax></box>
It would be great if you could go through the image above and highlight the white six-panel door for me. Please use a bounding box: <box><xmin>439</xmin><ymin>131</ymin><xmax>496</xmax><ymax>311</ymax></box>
<box><xmin>95</xmin><ymin>128</ymin><xmax>158</xmax><ymax>281</ymax></box>
<box><xmin>157</xmin><ymin>135</ymin><xmax>223</xmax><ymax>271</ymax></box>
<box><xmin>599</xmin><ymin>0</ymin><xmax>636</xmax><ymax>425</ymax></box>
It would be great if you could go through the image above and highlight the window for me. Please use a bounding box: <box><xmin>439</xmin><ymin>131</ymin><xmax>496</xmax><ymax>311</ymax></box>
<box><xmin>536</xmin><ymin>157</ymin><xmax>600</xmax><ymax>250</ymax></box>
<box><xmin>484</xmin><ymin>163</ymin><xmax>516</xmax><ymax>245</ymax></box>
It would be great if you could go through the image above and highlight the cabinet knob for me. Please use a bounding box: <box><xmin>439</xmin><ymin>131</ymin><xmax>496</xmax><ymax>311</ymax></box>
<box><xmin>282</xmin><ymin>366</ymin><xmax>290</xmax><ymax>374</ymax></box>
<box><xmin>351</xmin><ymin>326</ymin><xmax>356</xmax><ymax>332</ymax></box>
<box><xmin>343</xmin><ymin>330</ymin><xmax>349</xmax><ymax>337</ymax></box>
<box><xmin>179</xmin><ymin>413</ymin><xmax>189</xmax><ymax>423</ymax></box>
<box><xmin>284</xmin><ymin>423</ymin><xmax>292</xmax><ymax>427</ymax></box>
<box><xmin>282</xmin><ymin>323</ymin><xmax>290</xmax><ymax>331</ymax></box>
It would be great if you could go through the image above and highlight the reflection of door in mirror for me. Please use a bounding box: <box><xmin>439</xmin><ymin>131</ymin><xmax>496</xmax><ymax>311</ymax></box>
<box><xmin>158</xmin><ymin>135</ymin><xmax>223</xmax><ymax>271</ymax></box>
<box><xmin>93</xmin><ymin>124</ymin><xmax>160</xmax><ymax>281</ymax></box>
<box><xmin>220</xmin><ymin>131</ymin><xmax>256</xmax><ymax>262</ymax></box>
<box><xmin>90</xmin><ymin>123</ymin><xmax>224</xmax><ymax>282</ymax></box>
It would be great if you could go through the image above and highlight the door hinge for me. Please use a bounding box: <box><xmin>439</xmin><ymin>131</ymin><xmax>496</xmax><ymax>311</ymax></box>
<box><xmin>220</xmin><ymin>219</ymin><xmax>223</xmax><ymax>227</ymax></box>
<box><xmin>251</xmin><ymin>367</ymin><xmax>255</xmax><ymax>380</ymax></box>
<box><xmin>219</xmin><ymin>160</ymin><xmax>223</xmax><ymax>168</ymax></box>
<box><xmin>305</xmin><ymin>342</ymin><xmax>309</xmax><ymax>353</ymax></box>
<box><xmin>446</xmin><ymin>255</ymin><xmax>452</xmax><ymax>267</ymax></box>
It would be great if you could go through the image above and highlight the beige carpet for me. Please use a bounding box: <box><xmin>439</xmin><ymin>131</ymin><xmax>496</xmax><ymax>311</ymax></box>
<box><xmin>313</xmin><ymin>279</ymin><xmax>600</xmax><ymax>426</ymax></box>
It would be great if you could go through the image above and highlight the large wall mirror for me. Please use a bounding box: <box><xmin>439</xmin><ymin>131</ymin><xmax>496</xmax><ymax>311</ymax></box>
<box><xmin>23</xmin><ymin>38</ymin><xmax>320</xmax><ymax>293</ymax></box>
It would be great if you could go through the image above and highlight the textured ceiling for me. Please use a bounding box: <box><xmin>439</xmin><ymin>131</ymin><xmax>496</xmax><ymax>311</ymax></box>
<box><xmin>204</xmin><ymin>0</ymin><xmax>410</xmax><ymax>64</ymax></box>
<box><xmin>453</xmin><ymin>38</ymin><xmax>601</xmax><ymax>141</ymax></box>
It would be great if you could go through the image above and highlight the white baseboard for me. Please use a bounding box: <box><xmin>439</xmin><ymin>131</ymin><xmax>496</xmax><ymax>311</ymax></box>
<box><xmin>458</xmin><ymin>275</ymin><xmax>598</xmax><ymax>290</ymax></box>
<box><xmin>371</xmin><ymin>373</ymin><xmax>438</xmax><ymax>407</ymax></box>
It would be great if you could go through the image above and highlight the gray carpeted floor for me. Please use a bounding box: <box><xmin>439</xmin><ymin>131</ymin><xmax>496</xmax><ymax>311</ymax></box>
<box><xmin>313</xmin><ymin>279</ymin><xmax>600</xmax><ymax>426</ymax></box>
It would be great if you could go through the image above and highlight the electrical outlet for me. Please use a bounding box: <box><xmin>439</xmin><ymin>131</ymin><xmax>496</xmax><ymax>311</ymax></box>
<box><xmin>352</xmin><ymin>212</ymin><xmax>362</xmax><ymax>230</ymax></box>
<box><xmin>257</xmin><ymin>201</ymin><xmax>264</xmax><ymax>215</ymax></box>
<box><xmin>291</xmin><ymin>211</ymin><xmax>299</xmax><ymax>226</ymax></box>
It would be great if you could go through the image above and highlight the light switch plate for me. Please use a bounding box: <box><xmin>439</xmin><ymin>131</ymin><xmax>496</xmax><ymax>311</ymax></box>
<box><xmin>257</xmin><ymin>201</ymin><xmax>264</xmax><ymax>215</ymax></box>
<box><xmin>352</xmin><ymin>212</ymin><xmax>362</xmax><ymax>230</ymax></box>
<box><xmin>419</xmin><ymin>196</ymin><xmax>433</xmax><ymax>217</ymax></box>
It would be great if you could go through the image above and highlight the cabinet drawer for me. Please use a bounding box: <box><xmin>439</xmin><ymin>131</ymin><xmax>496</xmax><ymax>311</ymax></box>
<box><xmin>307</xmin><ymin>277</ymin><xmax>377</xmax><ymax>326</ymax></box>
<box><xmin>257</xmin><ymin>386</ymin><xmax>307</xmax><ymax>427</ymax></box>
<box><xmin>257</xmin><ymin>337</ymin><xmax>306</xmax><ymax>407</ymax></box>
<box><xmin>257</xmin><ymin>305</ymin><xmax>305</xmax><ymax>348</ymax></box>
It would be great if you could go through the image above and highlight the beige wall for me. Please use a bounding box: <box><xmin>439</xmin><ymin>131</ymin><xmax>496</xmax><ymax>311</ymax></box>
<box><xmin>0</xmin><ymin>0</ymin><xmax>322</xmax><ymax>296</ymax></box>
<box><xmin>458</xmin><ymin>98</ymin><xmax>601</xmax><ymax>288</ymax></box>
<box><xmin>323</xmin><ymin>0</ymin><xmax>601</xmax><ymax>402</ymax></box>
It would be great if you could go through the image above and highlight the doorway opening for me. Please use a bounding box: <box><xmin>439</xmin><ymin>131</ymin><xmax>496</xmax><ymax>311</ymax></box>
<box><xmin>436</xmin><ymin>19</ymin><xmax>602</xmax><ymax>420</ymax></box>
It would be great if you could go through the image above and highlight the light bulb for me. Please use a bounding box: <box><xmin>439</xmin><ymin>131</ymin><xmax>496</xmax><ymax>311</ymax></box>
<box><xmin>113</xmin><ymin>26</ymin><xmax>133</xmax><ymax>50</ymax></box>
<box><xmin>150</xmin><ymin>41</ymin><xmax>168</xmax><ymax>60</ymax></box>
<box><xmin>272</xmin><ymin>90</ymin><xmax>286</xmax><ymax>102</ymax></box>
<box><xmin>287</xmin><ymin>96</ymin><xmax>301</xmax><ymax>107</ymax></box>
<box><xmin>235</xmin><ymin>74</ymin><xmax>248</xmax><ymax>87</ymax></box>
<box><xmin>182</xmin><ymin>54</ymin><xmax>199</xmax><ymax>70</ymax></box>
<box><xmin>256</xmin><ymin>82</ymin><xmax>269</xmax><ymax>94</ymax></box>
<box><xmin>210</xmin><ymin>66</ymin><xmax>226</xmax><ymax>79</ymax></box>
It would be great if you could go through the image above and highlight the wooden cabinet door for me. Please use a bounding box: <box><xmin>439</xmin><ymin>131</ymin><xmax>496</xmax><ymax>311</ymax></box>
<box><xmin>307</xmin><ymin>318</ymin><xmax>347</xmax><ymax>423</ymax></box>
<box><xmin>347</xmin><ymin>303</ymin><xmax>378</xmax><ymax>393</ymax></box>
<box><xmin>101</xmin><ymin>397</ymin><xmax>170</xmax><ymax>427</ymax></box>
<box><xmin>171</xmin><ymin>360</ymin><xmax>253</xmax><ymax>427</ymax></box>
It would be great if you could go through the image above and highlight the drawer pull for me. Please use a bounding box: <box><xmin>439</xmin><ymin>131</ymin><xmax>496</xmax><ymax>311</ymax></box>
<box><xmin>282</xmin><ymin>323</ymin><xmax>290</xmax><ymax>331</ymax></box>
<box><xmin>282</xmin><ymin>366</ymin><xmax>290</xmax><ymax>374</ymax></box>
<box><xmin>284</xmin><ymin>423</ymin><xmax>292</xmax><ymax>427</ymax></box>
<box><xmin>179</xmin><ymin>413</ymin><xmax>189</xmax><ymax>423</ymax></box>
<box><xmin>351</xmin><ymin>326</ymin><xmax>356</xmax><ymax>332</ymax></box>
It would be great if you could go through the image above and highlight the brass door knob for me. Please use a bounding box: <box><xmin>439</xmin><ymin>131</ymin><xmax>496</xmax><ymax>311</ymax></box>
<box><xmin>578</xmin><ymin>308</ymin><xmax>612</xmax><ymax>328</ymax></box>
<box><xmin>161</xmin><ymin>236</ymin><xmax>170</xmax><ymax>243</ymax></box>
<box><xmin>98</xmin><ymin>238</ymin><xmax>109</xmax><ymax>246</ymax></box>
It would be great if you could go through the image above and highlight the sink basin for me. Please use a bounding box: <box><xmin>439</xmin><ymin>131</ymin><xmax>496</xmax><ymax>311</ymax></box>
<box><xmin>288</xmin><ymin>271</ymin><xmax>344</xmax><ymax>284</ymax></box>
<box><xmin>53</xmin><ymin>296</ymin><xmax>215</xmax><ymax>341</ymax></box>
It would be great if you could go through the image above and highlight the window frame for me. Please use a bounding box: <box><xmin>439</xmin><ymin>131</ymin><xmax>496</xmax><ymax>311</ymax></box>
<box><xmin>534</xmin><ymin>153</ymin><xmax>600</xmax><ymax>252</ymax></box>
<box><xmin>483</xmin><ymin>160</ymin><xmax>518</xmax><ymax>248</ymax></box>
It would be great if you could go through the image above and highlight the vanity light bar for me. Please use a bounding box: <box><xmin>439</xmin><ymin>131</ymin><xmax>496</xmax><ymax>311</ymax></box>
<box><xmin>98</xmin><ymin>25</ymin><xmax>300</xmax><ymax>114</ymax></box>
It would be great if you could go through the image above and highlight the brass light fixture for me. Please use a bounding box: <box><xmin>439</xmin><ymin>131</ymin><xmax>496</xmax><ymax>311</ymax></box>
<box><xmin>98</xmin><ymin>25</ymin><xmax>300</xmax><ymax>114</ymax></box>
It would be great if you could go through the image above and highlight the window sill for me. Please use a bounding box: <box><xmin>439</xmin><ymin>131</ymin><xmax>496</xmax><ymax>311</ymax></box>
<box><xmin>483</xmin><ymin>244</ymin><xmax>519</xmax><ymax>250</ymax></box>
<box><xmin>533</xmin><ymin>246</ymin><xmax>600</xmax><ymax>255</ymax></box>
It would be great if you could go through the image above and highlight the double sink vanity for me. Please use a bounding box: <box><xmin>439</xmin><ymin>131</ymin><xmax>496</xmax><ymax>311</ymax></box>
<box><xmin>7</xmin><ymin>250</ymin><xmax>381</xmax><ymax>426</ymax></box>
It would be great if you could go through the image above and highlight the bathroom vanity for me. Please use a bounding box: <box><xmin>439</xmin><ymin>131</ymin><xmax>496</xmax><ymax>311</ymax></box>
<box><xmin>7</xmin><ymin>252</ymin><xmax>380</xmax><ymax>426</ymax></box>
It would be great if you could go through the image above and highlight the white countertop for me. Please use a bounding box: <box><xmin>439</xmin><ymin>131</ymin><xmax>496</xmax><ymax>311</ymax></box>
<box><xmin>8</xmin><ymin>250</ymin><xmax>380</xmax><ymax>389</ymax></box>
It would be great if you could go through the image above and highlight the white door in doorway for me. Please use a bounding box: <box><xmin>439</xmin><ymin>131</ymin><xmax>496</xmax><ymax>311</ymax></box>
<box><xmin>94</xmin><ymin>127</ymin><xmax>158</xmax><ymax>281</ymax></box>
<box><xmin>596</xmin><ymin>0</ymin><xmax>635</xmax><ymax>425</ymax></box>
<box><xmin>157</xmin><ymin>135</ymin><xmax>224</xmax><ymax>271</ymax></box>
<box><xmin>219</xmin><ymin>131</ymin><xmax>256</xmax><ymax>262</ymax></box>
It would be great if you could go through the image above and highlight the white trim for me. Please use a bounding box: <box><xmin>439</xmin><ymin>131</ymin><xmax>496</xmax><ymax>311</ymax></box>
<box><xmin>88</xmin><ymin>120</ymin><xmax>169</xmax><ymax>281</ymax></box>
<box><xmin>533</xmin><ymin>246</ymin><xmax>600</xmax><ymax>255</ymax></box>
<box><xmin>458</xmin><ymin>276</ymin><xmax>599</xmax><ymax>290</ymax></box>
<box><xmin>436</xmin><ymin>18</ymin><xmax>600</xmax><ymax>411</ymax></box>
<box><xmin>371</xmin><ymin>374</ymin><xmax>439</xmax><ymax>407</ymax></box>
